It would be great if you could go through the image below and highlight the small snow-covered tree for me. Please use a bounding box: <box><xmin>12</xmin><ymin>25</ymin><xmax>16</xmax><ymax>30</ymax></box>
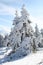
<box><xmin>37</xmin><ymin>29</ymin><xmax>43</xmax><ymax>47</ymax></box>
<box><xmin>3</xmin><ymin>34</ymin><xmax>9</xmax><ymax>47</ymax></box>
<box><xmin>0</xmin><ymin>34</ymin><xmax>4</xmax><ymax>47</ymax></box>
<box><xmin>35</xmin><ymin>24</ymin><xmax>40</xmax><ymax>37</ymax></box>
<box><xmin>41</xmin><ymin>29</ymin><xmax>43</xmax><ymax>37</ymax></box>
<box><xmin>32</xmin><ymin>37</ymin><xmax>37</xmax><ymax>52</ymax></box>
<box><xmin>34</xmin><ymin>24</ymin><xmax>43</xmax><ymax>48</ymax></box>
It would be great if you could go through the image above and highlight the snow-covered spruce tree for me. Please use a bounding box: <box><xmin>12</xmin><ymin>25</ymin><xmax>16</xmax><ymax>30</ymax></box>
<box><xmin>20</xmin><ymin>5</ymin><xmax>37</xmax><ymax>53</ymax></box>
<box><xmin>8</xmin><ymin>10</ymin><xmax>21</xmax><ymax>52</ymax></box>
<box><xmin>3</xmin><ymin>34</ymin><xmax>10</xmax><ymax>47</ymax></box>
<box><xmin>40</xmin><ymin>29</ymin><xmax>43</xmax><ymax>47</ymax></box>
<box><xmin>0</xmin><ymin>34</ymin><xmax>4</xmax><ymax>47</ymax></box>
<box><xmin>37</xmin><ymin>29</ymin><xmax>43</xmax><ymax>48</ymax></box>
<box><xmin>31</xmin><ymin>37</ymin><xmax>37</xmax><ymax>53</ymax></box>
<box><xmin>34</xmin><ymin>24</ymin><xmax>43</xmax><ymax>48</ymax></box>
<box><xmin>7</xmin><ymin>6</ymin><xmax>37</xmax><ymax>57</ymax></box>
<box><xmin>41</xmin><ymin>29</ymin><xmax>43</xmax><ymax>37</ymax></box>
<box><xmin>35</xmin><ymin>24</ymin><xmax>40</xmax><ymax>37</ymax></box>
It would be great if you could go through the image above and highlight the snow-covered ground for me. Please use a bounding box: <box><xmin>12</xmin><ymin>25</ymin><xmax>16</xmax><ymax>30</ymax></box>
<box><xmin>0</xmin><ymin>47</ymin><xmax>43</xmax><ymax>65</ymax></box>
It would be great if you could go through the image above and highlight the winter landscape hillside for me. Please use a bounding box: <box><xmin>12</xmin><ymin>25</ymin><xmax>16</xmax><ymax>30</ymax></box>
<box><xmin>0</xmin><ymin>47</ymin><xmax>43</xmax><ymax>65</ymax></box>
<box><xmin>0</xmin><ymin>5</ymin><xmax>43</xmax><ymax>65</ymax></box>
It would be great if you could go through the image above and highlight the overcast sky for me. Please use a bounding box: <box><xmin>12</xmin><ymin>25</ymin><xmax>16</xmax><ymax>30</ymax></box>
<box><xmin>0</xmin><ymin>0</ymin><xmax>43</xmax><ymax>36</ymax></box>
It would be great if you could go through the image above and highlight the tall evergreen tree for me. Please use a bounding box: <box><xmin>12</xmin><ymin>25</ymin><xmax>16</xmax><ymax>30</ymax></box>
<box><xmin>4</xmin><ymin>6</ymin><xmax>37</xmax><ymax>57</ymax></box>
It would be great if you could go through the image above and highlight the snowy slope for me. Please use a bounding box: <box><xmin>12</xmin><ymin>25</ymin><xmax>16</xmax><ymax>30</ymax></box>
<box><xmin>2</xmin><ymin>51</ymin><xmax>43</xmax><ymax>65</ymax></box>
<box><xmin>0</xmin><ymin>47</ymin><xmax>43</xmax><ymax>65</ymax></box>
